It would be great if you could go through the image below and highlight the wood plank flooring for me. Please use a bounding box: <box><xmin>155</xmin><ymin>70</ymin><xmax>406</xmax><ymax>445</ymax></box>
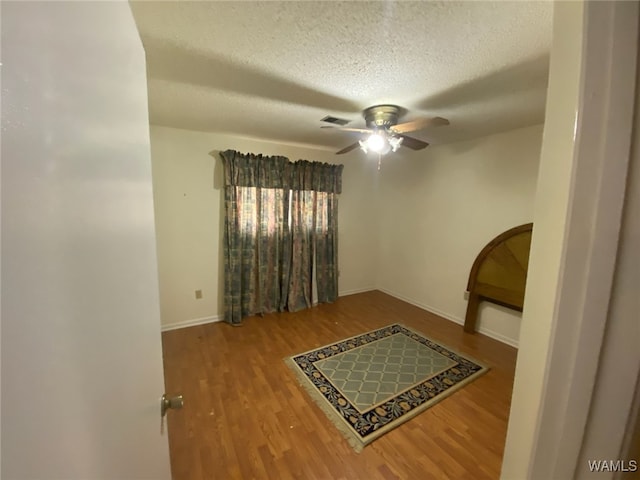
<box><xmin>161</xmin><ymin>291</ymin><xmax>517</xmax><ymax>479</ymax></box>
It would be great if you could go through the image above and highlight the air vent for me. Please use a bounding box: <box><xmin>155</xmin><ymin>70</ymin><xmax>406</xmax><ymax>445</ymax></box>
<box><xmin>321</xmin><ymin>115</ymin><xmax>350</xmax><ymax>126</ymax></box>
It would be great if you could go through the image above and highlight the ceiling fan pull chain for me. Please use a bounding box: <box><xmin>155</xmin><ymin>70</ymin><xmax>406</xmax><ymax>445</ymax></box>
<box><xmin>378</xmin><ymin>154</ymin><xmax>382</xmax><ymax>171</ymax></box>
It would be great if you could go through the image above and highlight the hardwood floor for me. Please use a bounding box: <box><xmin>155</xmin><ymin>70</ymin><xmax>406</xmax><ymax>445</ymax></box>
<box><xmin>161</xmin><ymin>291</ymin><xmax>517</xmax><ymax>479</ymax></box>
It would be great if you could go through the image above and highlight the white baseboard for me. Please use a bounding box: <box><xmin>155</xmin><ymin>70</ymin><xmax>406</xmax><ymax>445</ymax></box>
<box><xmin>161</xmin><ymin>315</ymin><xmax>223</xmax><ymax>332</ymax></box>
<box><xmin>338</xmin><ymin>287</ymin><xmax>376</xmax><ymax>297</ymax></box>
<box><xmin>160</xmin><ymin>287</ymin><xmax>516</xmax><ymax>347</ymax></box>
<box><xmin>377</xmin><ymin>288</ymin><xmax>519</xmax><ymax>348</ymax></box>
<box><xmin>161</xmin><ymin>287</ymin><xmax>374</xmax><ymax>332</ymax></box>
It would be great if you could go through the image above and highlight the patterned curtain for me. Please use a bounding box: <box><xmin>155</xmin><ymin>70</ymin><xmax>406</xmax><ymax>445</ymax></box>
<box><xmin>288</xmin><ymin>160</ymin><xmax>342</xmax><ymax>310</ymax></box>
<box><xmin>220</xmin><ymin>150</ymin><xmax>292</xmax><ymax>325</ymax></box>
<box><xmin>221</xmin><ymin>151</ymin><xmax>342</xmax><ymax>324</ymax></box>
<box><xmin>314</xmin><ymin>190</ymin><xmax>339</xmax><ymax>303</ymax></box>
<box><xmin>287</xmin><ymin>188</ymin><xmax>314</xmax><ymax>312</ymax></box>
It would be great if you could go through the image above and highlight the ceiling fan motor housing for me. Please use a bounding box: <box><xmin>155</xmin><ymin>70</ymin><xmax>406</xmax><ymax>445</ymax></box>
<box><xmin>363</xmin><ymin>104</ymin><xmax>402</xmax><ymax>129</ymax></box>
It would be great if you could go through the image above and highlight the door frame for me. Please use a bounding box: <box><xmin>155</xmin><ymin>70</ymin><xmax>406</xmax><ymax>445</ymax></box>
<box><xmin>502</xmin><ymin>1</ymin><xmax>640</xmax><ymax>478</ymax></box>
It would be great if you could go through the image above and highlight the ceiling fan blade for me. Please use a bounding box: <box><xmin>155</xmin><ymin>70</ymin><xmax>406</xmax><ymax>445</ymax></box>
<box><xmin>321</xmin><ymin>126</ymin><xmax>372</xmax><ymax>134</ymax></box>
<box><xmin>397</xmin><ymin>134</ymin><xmax>429</xmax><ymax>150</ymax></box>
<box><xmin>390</xmin><ymin>116</ymin><xmax>449</xmax><ymax>134</ymax></box>
<box><xmin>335</xmin><ymin>142</ymin><xmax>361</xmax><ymax>155</ymax></box>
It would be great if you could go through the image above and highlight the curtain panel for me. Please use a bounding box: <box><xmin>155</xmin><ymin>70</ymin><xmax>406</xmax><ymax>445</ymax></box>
<box><xmin>220</xmin><ymin>149</ymin><xmax>342</xmax><ymax>325</ymax></box>
<box><xmin>288</xmin><ymin>160</ymin><xmax>342</xmax><ymax>309</ymax></box>
<box><xmin>220</xmin><ymin>150</ymin><xmax>292</xmax><ymax>324</ymax></box>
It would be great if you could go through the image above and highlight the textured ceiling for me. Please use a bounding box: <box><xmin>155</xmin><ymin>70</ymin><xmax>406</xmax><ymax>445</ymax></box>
<box><xmin>130</xmin><ymin>1</ymin><xmax>552</xmax><ymax>152</ymax></box>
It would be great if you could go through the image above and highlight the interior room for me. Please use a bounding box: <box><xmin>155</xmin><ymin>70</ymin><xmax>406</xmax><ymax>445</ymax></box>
<box><xmin>2</xmin><ymin>1</ymin><xmax>638</xmax><ymax>479</ymax></box>
<box><xmin>131</xmin><ymin>1</ymin><xmax>547</xmax><ymax>477</ymax></box>
<box><xmin>133</xmin><ymin>1</ymin><xmax>548</xmax><ymax>344</ymax></box>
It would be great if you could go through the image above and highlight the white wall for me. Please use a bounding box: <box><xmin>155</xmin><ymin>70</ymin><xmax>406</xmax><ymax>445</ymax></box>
<box><xmin>2</xmin><ymin>2</ymin><xmax>170</xmax><ymax>478</ymax></box>
<box><xmin>150</xmin><ymin>125</ymin><xmax>379</xmax><ymax>328</ymax></box>
<box><xmin>376</xmin><ymin>125</ymin><xmax>542</xmax><ymax>347</ymax></box>
<box><xmin>150</xmin><ymin>124</ymin><xmax>541</xmax><ymax>340</ymax></box>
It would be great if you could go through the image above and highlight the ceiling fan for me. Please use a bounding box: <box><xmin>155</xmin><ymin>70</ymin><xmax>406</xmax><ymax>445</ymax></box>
<box><xmin>321</xmin><ymin>104</ymin><xmax>449</xmax><ymax>155</ymax></box>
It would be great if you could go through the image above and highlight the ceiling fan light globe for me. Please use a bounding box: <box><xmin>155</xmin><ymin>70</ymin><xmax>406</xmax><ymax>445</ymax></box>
<box><xmin>389</xmin><ymin>136</ymin><xmax>403</xmax><ymax>152</ymax></box>
<box><xmin>366</xmin><ymin>133</ymin><xmax>388</xmax><ymax>153</ymax></box>
<box><xmin>378</xmin><ymin>142</ymin><xmax>392</xmax><ymax>155</ymax></box>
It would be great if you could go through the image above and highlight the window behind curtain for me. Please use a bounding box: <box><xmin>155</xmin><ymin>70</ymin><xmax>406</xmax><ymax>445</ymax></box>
<box><xmin>220</xmin><ymin>150</ymin><xmax>342</xmax><ymax>325</ymax></box>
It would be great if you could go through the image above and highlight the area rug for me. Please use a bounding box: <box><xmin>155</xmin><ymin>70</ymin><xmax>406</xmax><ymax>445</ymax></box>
<box><xmin>285</xmin><ymin>323</ymin><xmax>488</xmax><ymax>451</ymax></box>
